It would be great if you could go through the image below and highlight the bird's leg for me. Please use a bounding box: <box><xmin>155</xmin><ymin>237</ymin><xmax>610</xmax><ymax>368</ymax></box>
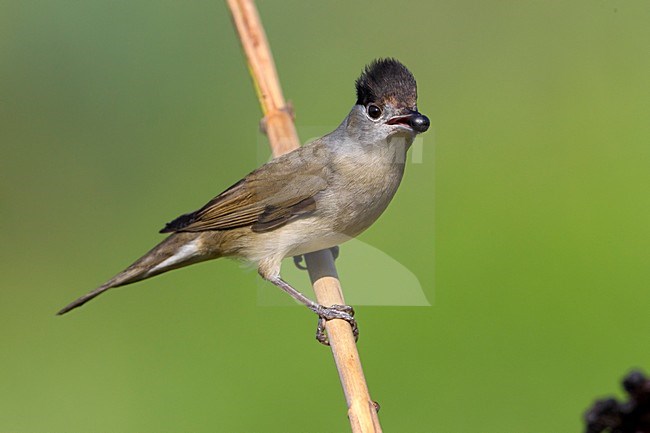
<box><xmin>293</xmin><ymin>246</ymin><xmax>339</xmax><ymax>271</ymax></box>
<box><xmin>268</xmin><ymin>275</ymin><xmax>358</xmax><ymax>345</ymax></box>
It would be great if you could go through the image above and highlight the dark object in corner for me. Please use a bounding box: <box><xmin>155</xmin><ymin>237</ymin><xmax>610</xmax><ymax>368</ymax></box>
<box><xmin>584</xmin><ymin>370</ymin><xmax>650</xmax><ymax>433</ymax></box>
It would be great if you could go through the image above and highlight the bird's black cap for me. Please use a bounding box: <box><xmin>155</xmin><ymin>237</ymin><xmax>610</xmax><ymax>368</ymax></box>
<box><xmin>355</xmin><ymin>58</ymin><xmax>418</xmax><ymax>108</ymax></box>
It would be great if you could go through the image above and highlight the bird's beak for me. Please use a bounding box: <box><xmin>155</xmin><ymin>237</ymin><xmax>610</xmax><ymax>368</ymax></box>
<box><xmin>387</xmin><ymin>110</ymin><xmax>430</xmax><ymax>133</ymax></box>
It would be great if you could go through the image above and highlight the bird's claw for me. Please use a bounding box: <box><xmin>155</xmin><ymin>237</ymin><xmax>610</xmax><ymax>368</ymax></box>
<box><xmin>293</xmin><ymin>246</ymin><xmax>340</xmax><ymax>271</ymax></box>
<box><xmin>314</xmin><ymin>304</ymin><xmax>359</xmax><ymax>346</ymax></box>
<box><xmin>293</xmin><ymin>255</ymin><xmax>308</xmax><ymax>270</ymax></box>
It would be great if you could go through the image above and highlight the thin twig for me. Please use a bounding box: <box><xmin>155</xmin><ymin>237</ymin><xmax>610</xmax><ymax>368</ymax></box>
<box><xmin>226</xmin><ymin>1</ymin><xmax>382</xmax><ymax>432</ymax></box>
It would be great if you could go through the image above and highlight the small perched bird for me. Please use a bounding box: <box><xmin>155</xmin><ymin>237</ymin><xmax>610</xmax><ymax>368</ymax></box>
<box><xmin>58</xmin><ymin>58</ymin><xmax>430</xmax><ymax>342</ymax></box>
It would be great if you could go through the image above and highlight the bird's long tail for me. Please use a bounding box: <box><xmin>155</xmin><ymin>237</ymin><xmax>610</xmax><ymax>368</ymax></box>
<box><xmin>57</xmin><ymin>232</ymin><xmax>219</xmax><ymax>315</ymax></box>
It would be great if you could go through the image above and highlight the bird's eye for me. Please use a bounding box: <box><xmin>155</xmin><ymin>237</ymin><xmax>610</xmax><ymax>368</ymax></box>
<box><xmin>367</xmin><ymin>104</ymin><xmax>382</xmax><ymax>119</ymax></box>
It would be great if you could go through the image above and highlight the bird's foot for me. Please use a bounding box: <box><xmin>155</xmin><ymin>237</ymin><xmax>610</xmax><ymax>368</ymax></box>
<box><xmin>313</xmin><ymin>304</ymin><xmax>359</xmax><ymax>346</ymax></box>
<box><xmin>293</xmin><ymin>246</ymin><xmax>340</xmax><ymax>271</ymax></box>
<box><xmin>292</xmin><ymin>255</ymin><xmax>308</xmax><ymax>270</ymax></box>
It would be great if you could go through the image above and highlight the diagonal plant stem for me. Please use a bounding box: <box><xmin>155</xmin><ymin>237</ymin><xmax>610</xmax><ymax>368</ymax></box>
<box><xmin>226</xmin><ymin>1</ymin><xmax>382</xmax><ymax>432</ymax></box>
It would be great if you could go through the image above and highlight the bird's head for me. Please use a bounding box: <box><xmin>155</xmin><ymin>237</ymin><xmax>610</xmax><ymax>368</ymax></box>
<box><xmin>347</xmin><ymin>58</ymin><xmax>429</xmax><ymax>145</ymax></box>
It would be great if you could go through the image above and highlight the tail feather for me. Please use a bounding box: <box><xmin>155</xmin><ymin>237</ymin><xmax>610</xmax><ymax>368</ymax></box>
<box><xmin>57</xmin><ymin>232</ymin><xmax>217</xmax><ymax>315</ymax></box>
<box><xmin>57</xmin><ymin>284</ymin><xmax>114</xmax><ymax>315</ymax></box>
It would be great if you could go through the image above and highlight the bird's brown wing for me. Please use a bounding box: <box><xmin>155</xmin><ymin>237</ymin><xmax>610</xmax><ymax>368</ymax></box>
<box><xmin>159</xmin><ymin>148</ymin><xmax>330</xmax><ymax>234</ymax></box>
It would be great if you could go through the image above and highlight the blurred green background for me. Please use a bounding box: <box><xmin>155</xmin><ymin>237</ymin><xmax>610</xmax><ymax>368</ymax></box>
<box><xmin>2</xmin><ymin>1</ymin><xmax>649</xmax><ymax>432</ymax></box>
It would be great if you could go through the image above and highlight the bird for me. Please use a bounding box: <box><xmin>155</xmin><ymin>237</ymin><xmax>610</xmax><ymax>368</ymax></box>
<box><xmin>58</xmin><ymin>58</ymin><xmax>430</xmax><ymax>343</ymax></box>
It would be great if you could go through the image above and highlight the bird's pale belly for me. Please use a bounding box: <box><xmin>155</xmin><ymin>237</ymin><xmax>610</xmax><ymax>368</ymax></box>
<box><xmin>286</xmin><ymin>230</ymin><xmax>353</xmax><ymax>257</ymax></box>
